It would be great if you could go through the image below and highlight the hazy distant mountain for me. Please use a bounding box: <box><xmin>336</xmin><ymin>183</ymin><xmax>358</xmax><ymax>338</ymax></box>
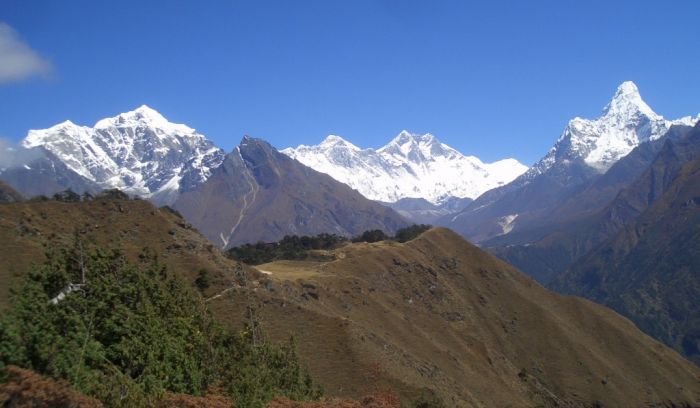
<box><xmin>443</xmin><ymin>81</ymin><xmax>699</xmax><ymax>243</ymax></box>
<box><xmin>0</xmin><ymin>148</ymin><xmax>99</xmax><ymax>199</ymax></box>
<box><xmin>174</xmin><ymin>136</ymin><xmax>408</xmax><ymax>247</ymax></box>
<box><xmin>3</xmin><ymin>105</ymin><xmax>224</xmax><ymax>204</ymax></box>
<box><xmin>283</xmin><ymin>131</ymin><xmax>527</xmax><ymax>205</ymax></box>
<box><xmin>382</xmin><ymin>196</ymin><xmax>473</xmax><ymax>224</ymax></box>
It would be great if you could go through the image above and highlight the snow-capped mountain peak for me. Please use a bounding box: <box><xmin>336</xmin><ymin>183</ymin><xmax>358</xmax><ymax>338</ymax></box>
<box><xmin>284</xmin><ymin>131</ymin><xmax>528</xmax><ymax>204</ymax></box>
<box><xmin>602</xmin><ymin>81</ymin><xmax>659</xmax><ymax>120</ymax></box>
<box><xmin>56</xmin><ymin>119</ymin><xmax>79</xmax><ymax>129</ymax></box>
<box><xmin>318</xmin><ymin>134</ymin><xmax>360</xmax><ymax>150</ymax></box>
<box><xmin>382</xmin><ymin>130</ymin><xmax>436</xmax><ymax>149</ymax></box>
<box><xmin>94</xmin><ymin>104</ymin><xmax>196</xmax><ymax>135</ymax></box>
<box><xmin>528</xmin><ymin>81</ymin><xmax>698</xmax><ymax>176</ymax></box>
<box><xmin>20</xmin><ymin>106</ymin><xmax>224</xmax><ymax>204</ymax></box>
<box><xmin>379</xmin><ymin>131</ymin><xmax>460</xmax><ymax>162</ymax></box>
<box><xmin>24</xmin><ymin>120</ymin><xmax>85</xmax><ymax>140</ymax></box>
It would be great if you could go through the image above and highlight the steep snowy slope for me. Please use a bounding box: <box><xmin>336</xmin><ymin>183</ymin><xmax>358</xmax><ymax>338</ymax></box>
<box><xmin>444</xmin><ymin>81</ymin><xmax>699</xmax><ymax>243</ymax></box>
<box><xmin>21</xmin><ymin>105</ymin><xmax>224</xmax><ymax>204</ymax></box>
<box><xmin>283</xmin><ymin>131</ymin><xmax>526</xmax><ymax>205</ymax></box>
<box><xmin>527</xmin><ymin>81</ymin><xmax>697</xmax><ymax>178</ymax></box>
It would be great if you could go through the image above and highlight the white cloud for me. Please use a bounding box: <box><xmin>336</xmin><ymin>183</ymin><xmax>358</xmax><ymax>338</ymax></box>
<box><xmin>0</xmin><ymin>138</ymin><xmax>45</xmax><ymax>169</ymax></box>
<box><xmin>0</xmin><ymin>22</ymin><xmax>52</xmax><ymax>84</ymax></box>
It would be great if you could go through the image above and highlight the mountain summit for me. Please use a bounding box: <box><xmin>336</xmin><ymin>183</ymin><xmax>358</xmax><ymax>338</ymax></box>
<box><xmin>603</xmin><ymin>80</ymin><xmax>657</xmax><ymax>118</ymax></box>
<box><xmin>20</xmin><ymin>106</ymin><xmax>224</xmax><ymax>204</ymax></box>
<box><xmin>530</xmin><ymin>81</ymin><xmax>697</xmax><ymax>175</ymax></box>
<box><xmin>444</xmin><ymin>81</ymin><xmax>700</xmax><ymax>243</ymax></box>
<box><xmin>283</xmin><ymin>131</ymin><xmax>527</xmax><ymax>204</ymax></box>
<box><xmin>93</xmin><ymin>104</ymin><xmax>195</xmax><ymax>134</ymax></box>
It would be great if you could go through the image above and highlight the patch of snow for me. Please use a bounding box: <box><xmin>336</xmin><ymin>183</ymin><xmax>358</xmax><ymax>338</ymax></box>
<box><xmin>498</xmin><ymin>214</ymin><xmax>518</xmax><ymax>235</ymax></box>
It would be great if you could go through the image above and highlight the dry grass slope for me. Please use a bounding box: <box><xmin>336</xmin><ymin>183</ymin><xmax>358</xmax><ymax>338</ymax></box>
<box><xmin>0</xmin><ymin>198</ymin><xmax>251</xmax><ymax>306</ymax></box>
<box><xmin>210</xmin><ymin>228</ymin><xmax>700</xmax><ymax>407</ymax></box>
<box><xmin>0</xmin><ymin>180</ymin><xmax>24</xmax><ymax>203</ymax></box>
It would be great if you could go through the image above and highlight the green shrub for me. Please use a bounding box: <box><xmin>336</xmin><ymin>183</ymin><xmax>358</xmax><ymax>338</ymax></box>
<box><xmin>0</xmin><ymin>242</ymin><xmax>320</xmax><ymax>407</ymax></box>
<box><xmin>52</xmin><ymin>189</ymin><xmax>81</xmax><ymax>202</ymax></box>
<box><xmin>394</xmin><ymin>224</ymin><xmax>432</xmax><ymax>243</ymax></box>
<box><xmin>194</xmin><ymin>268</ymin><xmax>210</xmax><ymax>292</ymax></box>
<box><xmin>352</xmin><ymin>229</ymin><xmax>389</xmax><ymax>243</ymax></box>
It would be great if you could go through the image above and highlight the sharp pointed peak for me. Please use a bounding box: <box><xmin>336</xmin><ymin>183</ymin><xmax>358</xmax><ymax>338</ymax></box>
<box><xmin>237</xmin><ymin>135</ymin><xmax>281</xmax><ymax>160</ymax></box>
<box><xmin>603</xmin><ymin>81</ymin><xmax>659</xmax><ymax>119</ymax></box>
<box><xmin>239</xmin><ymin>134</ymin><xmax>261</xmax><ymax>147</ymax></box>
<box><xmin>239</xmin><ymin>134</ymin><xmax>272</xmax><ymax>148</ymax></box>
<box><xmin>615</xmin><ymin>80</ymin><xmax>640</xmax><ymax>96</ymax></box>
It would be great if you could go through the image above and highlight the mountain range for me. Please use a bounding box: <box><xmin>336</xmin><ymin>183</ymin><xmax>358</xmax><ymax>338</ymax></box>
<box><xmin>3</xmin><ymin>81</ymin><xmax>700</xmax><ymax>369</ymax></box>
<box><xmin>3</xmin><ymin>105</ymin><xmax>224</xmax><ymax>204</ymax></box>
<box><xmin>441</xmin><ymin>81</ymin><xmax>699</xmax><ymax>243</ymax></box>
<box><xmin>282</xmin><ymin>131</ymin><xmax>527</xmax><ymax>205</ymax></box>
<box><xmin>173</xmin><ymin>136</ymin><xmax>408</xmax><ymax>248</ymax></box>
<box><xmin>0</xmin><ymin>104</ymin><xmax>531</xmax><ymax>242</ymax></box>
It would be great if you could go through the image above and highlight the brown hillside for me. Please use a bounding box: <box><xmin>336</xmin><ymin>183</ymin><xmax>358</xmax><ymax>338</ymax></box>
<box><xmin>0</xmin><ymin>197</ymin><xmax>249</xmax><ymax>306</ymax></box>
<box><xmin>210</xmin><ymin>228</ymin><xmax>700</xmax><ymax>407</ymax></box>
<box><xmin>0</xmin><ymin>366</ymin><xmax>103</xmax><ymax>408</ymax></box>
<box><xmin>0</xmin><ymin>364</ymin><xmax>396</xmax><ymax>408</ymax></box>
<box><xmin>1</xmin><ymin>200</ymin><xmax>699</xmax><ymax>406</ymax></box>
<box><xmin>0</xmin><ymin>180</ymin><xmax>24</xmax><ymax>203</ymax></box>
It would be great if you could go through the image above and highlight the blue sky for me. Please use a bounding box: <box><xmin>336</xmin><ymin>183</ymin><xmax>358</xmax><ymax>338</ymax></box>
<box><xmin>1</xmin><ymin>0</ymin><xmax>699</xmax><ymax>165</ymax></box>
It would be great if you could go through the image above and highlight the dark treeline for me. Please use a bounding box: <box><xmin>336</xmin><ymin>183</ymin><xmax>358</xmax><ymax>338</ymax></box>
<box><xmin>226</xmin><ymin>233</ymin><xmax>347</xmax><ymax>265</ymax></box>
<box><xmin>227</xmin><ymin>224</ymin><xmax>432</xmax><ymax>265</ymax></box>
<box><xmin>28</xmin><ymin>188</ymin><xmax>134</xmax><ymax>203</ymax></box>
